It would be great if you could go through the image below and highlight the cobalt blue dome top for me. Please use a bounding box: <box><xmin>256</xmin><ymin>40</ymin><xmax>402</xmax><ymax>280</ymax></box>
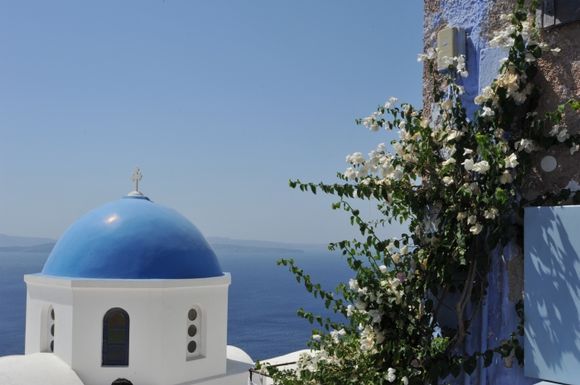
<box><xmin>41</xmin><ymin>195</ymin><xmax>223</xmax><ymax>279</ymax></box>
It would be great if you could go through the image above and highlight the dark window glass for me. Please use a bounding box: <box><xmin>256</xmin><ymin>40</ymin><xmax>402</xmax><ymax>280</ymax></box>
<box><xmin>50</xmin><ymin>340</ymin><xmax>54</xmax><ymax>352</ymax></box>
<box><xmin>540</xmin><ymin>0</ymin><xmax>580</xmax><ymax>28</ymax></box>
<box><xmin>50</xmin><ymin>308</ymin><xmax>55</xmax><ymax>320</ymax></box>
<box><xmin>102</xmin><ymin>308</ymin><xmax>129</xmax><ymax>366</ymax></box>
<box><xmin>188</xmin><ymin>325</ymin><xmax>197</xmax><ymax>337</ymax></box>
<box><xmin>111</xmin><ymin>378</ymin><xmax>133</xmax><ymax>385</ymax></box>
<box><xmin>50</xmin><ymin>324</ymin><xmax>54</xmax><ymax>336</ymax></box>
<box><xmin>188</xmin><ymin>309</ymin><xmax>197</xmax><ymax>321</ymax></box>
<box><xmin>187</xmin><ymin>341</ymin><xmax>197</xmax><ymax>353</ymax></box>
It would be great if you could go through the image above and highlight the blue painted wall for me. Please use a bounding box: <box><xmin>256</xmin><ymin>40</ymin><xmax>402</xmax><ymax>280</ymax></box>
<box><xmin>426</xmin><ymin>2</ymin><xmax>536</xmax><ymax>384</ymax></box>
<box><xmin>525</xmin><ymin>206</ymin><xmax>580</xmax><ymax>385</ymax></box>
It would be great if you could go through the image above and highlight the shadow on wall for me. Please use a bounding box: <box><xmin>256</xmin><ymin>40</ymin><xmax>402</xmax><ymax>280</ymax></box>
<box><xmin>524</xmin><ymin>206</ymin><xmax>580</xmax><ymax>383</ymax></box>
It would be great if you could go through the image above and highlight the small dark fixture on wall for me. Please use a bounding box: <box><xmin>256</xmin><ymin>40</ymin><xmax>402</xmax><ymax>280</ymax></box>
<box><xmin>111</xmin><ymin>379</ymin><xmax>133</xmax><ymax>385</ymax></box>
<box><xmin>538</xmin><ymin>0</ymin><xmax>580</xmax><ymax>28</ymax></box>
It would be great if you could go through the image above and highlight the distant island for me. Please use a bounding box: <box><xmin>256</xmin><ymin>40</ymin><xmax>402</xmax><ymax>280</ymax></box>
<box><xmin>0</xmin><ymin>234</ymin><xmax>328</xmax><ymax>255</ymax></box>
<box><xmin>0</xmin><ymin>243</ymin><xmax>56</xmax><ymax>253</ymax></box>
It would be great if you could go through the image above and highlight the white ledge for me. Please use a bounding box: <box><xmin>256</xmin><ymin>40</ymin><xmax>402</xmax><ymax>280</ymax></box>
<box><xmin>24</xmin><ymin>273</ymin><xmax>231</xmax><ymax>289</ymax></box>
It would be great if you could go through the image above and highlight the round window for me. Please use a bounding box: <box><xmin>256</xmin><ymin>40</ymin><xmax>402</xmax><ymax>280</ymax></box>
<box><xmin>188</xmin><ymin>325</ymin><xmax>197</xmax><ymax>337</ymax></box>
<box><xmin>187</xmin><ymin>341</ymin><xmax>197</xmax><ymax>353</ymax></box>
<box><xmin>188</xmin><ymin>309</ymin><xmax>197</xmax><ymax>321</ymax></box>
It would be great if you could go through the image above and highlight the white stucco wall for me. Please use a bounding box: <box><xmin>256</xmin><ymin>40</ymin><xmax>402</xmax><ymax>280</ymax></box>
<box><xmin>24</xmin><ymin>274</ymin><xmax>235</xmax><ymax>385</ymax></box>
<box><xmin>25</xmin><ymin>280</ymin><xmax>74</xmax><ymax>364</ymax></box>
<box><xmin>0</xmin><ymin>353</ymin><xmax>84</xmax><ymax>385</ymax></box>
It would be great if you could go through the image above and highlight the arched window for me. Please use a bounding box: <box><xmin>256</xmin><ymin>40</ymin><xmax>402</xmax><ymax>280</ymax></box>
<box><xmin>102</xmin><ymin>308</ymin><xmax>130</xmax><ymax>366</ymax></box>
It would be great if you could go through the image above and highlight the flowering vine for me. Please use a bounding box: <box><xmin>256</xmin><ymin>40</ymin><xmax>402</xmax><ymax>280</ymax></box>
<box><xmin>262</xmin><ymin>1</ymin><xmax>580</xmax><ymax>384</ymax></box>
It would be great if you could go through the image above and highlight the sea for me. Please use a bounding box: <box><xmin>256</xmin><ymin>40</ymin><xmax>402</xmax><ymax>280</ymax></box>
<box><xmin>0</xmin><ymin>248</ymin><xmax>352</xmax><ymax>361</ymax></box>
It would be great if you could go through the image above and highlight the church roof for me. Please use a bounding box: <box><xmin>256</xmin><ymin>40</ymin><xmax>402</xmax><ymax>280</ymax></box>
<box><xmin>41</xmin><ymin>194</ymin><xmax>223</xmax><ymax>279</ymax></box>
<box><xmin>0</xmin><ymin>353</ymin><xmax>84</xmax><ymax>385</ymax></box>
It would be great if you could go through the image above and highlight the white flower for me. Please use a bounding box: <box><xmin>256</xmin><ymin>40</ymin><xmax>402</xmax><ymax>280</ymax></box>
<box><xmin>391</xmin><ymin>253</ymin><xmax>401</xmax><ymax>264</ymax></box>
<box><xmin>399</xmin><ymin>120</ymin><xmax>407</xmax><ymax>130</ymax></box>
<box><xmin>359</xmin><ymin>326</ymin><xmax>376</xmax><ymax>352</ymax></box>
<box><xmin>354</xmin><ymin>299</ymin><xmax>367</xmax><ymax>310</ymax></box>
<box><xmin>379</xmin><ymin>265</ymin><xmax>388</xmax><ymax>274</ymax></box>
<box><xmin>467</xmin><ymin>215</ymin><xmax>477</xmax><ymax>225</ymax></box>
<box><xmin>484</xmin><ymin>208</ymin><xmax>498</xmax><ymax>219</ymax></box>
<box><xmin>557</xmin><ymin>128</ymin><xmax>570</xmax><ymax>142</ymax></box>
<box><xmin>349</xmin><ymin>278</ymin><xmax>359</xmax><ymax>290</ymax></box>
<box><xmin>346</xmin><ymin>152</ymin><xmax>365</xmax><ymax>165</ymax></box>
<box><xmin>457</xmin><ymin>212</ymin><xmax>467</xmax><ymax>221</ymax></box>
<box><xmin>346</xmin><ymin>304</ymin><xmax>355</xmax><ymax>317</ymax></box>
<box><xmin>445</xmin><ymin>130</ymin><xmax>463</xmax><ymax>142</ymax></box>
<box><xmin>462</xmin><ymin>158</ymin><xmax>474</xmax><ymax>171</ymax></box>
<box><xmin>312</xmin><ymin>334</ymin><xmax>321</xmax><ymax>341</ymax></box>
<box><xmin>402</xmin><ymin>376</ymin><xmax>409</xmax><ymax>385</ymax></box>
<box><xmin>388</xmin><ymin>166</ymin><xmax>405</xmax><ymax>181</ymax></box>
<box><xmin>499</xmin><ymin>170</ymin><xmax>513</xmax><ymax>184</ymax></box>
<box><xmin>497</xmin><ymin>72</ymin><xmax>520</xmax><ymax>96</ymax></box>
<box><xmin>344</xmin><ymin>167</ymin><xmax>356</xmax><ymax>180</ymax></box>
<box><xmin>441</xmin><ymin>99</ymin><xmax>453</xmax><ymax>110</ymax></box>
<box><xmin>481</xmin><ymin>106</ymin><xmax>495</xmax><ymax>118</ymax></box>
<box><xmin>504</xmin><ymin>153</ymin><xmax>519</xmax><ymax>168</ymax></box>
<box><xmin>442</xmin><ymin>176</ymin><xmax>454</xmax><ymax>186</ymax></box>
<box><xmin>362</xmin><ymin>116</ymin><xmax>380</xmax><ymax>131</ymax></box>
<box><xmin>401</xmin><ymin>245</ymin><xmax>409</xmax><ymax>255</ymax></box>
<box><xmin>474</xmin><ymin>95</ymin><xmax>486</xmax><ymax>105</ymax></box>
<box><xmin>442</xmin><ymin>157</ymin><xmax>456</xmax><ymax>166</ymax></box>
<box><xmin>474</xmin><ymin>86</ymin><xmax>494</xmax><ymax>105</ymax></box>
<box><xmin>489</xmin><ymin>24</ymin><xmax>515</xmax><ymax>48</ymax></box>
<box><xmin>387</xmin><ymin>367</ymin><xmax>397</xmax><ymax>382</ymax></box>
<box><xmin>463</xmin><ymin>148</ymin><xmax>473</xmax><ymax>155</ymax></box>
<box><xmin>551</xmin><ymin>47</ymin><xmax>561</xmax><ymax>54</ymax></box>
<box><xmin>570</xmin><ymin>143</ymin><xmax>580</xmax><ymax>155</ymax></box>
<box><xmin>515</xmin><ymin>138</ymin><xmax>535</xmax><ymax>153</ymax></box>
<box><xmin>440</xmin><ymin>145</ymin><xmax>457</xmax><ymax>159</ymax></box>
<box><xmin>470</xmin><ymin>223</ymin><xmax>483</xmax><ymax>235</ymax></box>
<box><xmin>330</xmin><ymin>328</ymin><xmax>346</xmax><ymax>342</ymax></box>
<box><xmin>417</xmin><ymin>47</ymin><xmax>436</xmax><ymax>62</ymax></box>
<box><xmin>384</xmin><ymin>97</ymin><xmax>398</xmax><ymax>109</ymax></box>
<box><xmin>472</xmin><ymin>160</ymin><xmax>490</xmax><ymax>174</ymax></box>
<box><xmin>455</xmin><ymin>55</ymin><xmax>468</xmax><ymax>78</ymax></box>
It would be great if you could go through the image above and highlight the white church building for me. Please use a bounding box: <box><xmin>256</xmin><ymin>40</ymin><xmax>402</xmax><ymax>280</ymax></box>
<box><xmin>0</xmin><ymin>181</ymin><xmax>255</xmax><ymax>385</ymax></box>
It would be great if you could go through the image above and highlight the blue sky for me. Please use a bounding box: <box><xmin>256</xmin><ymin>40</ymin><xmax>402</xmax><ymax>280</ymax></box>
<box><xmin>0</xmin><ymin>1</ymin><xmax>423</xmax><ymax>244</ymax></box>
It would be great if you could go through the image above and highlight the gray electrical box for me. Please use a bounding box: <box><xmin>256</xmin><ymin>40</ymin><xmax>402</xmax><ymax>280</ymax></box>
<box><xmin>436</xmin><ymin>27</ymin><xmax>466</xmax><ymax>71</ymax></box>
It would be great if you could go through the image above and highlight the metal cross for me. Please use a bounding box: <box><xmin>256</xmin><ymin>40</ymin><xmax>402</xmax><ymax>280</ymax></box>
<box><xmin>131</xmin><ymin>167</ymin><xmax>143</xmax><ymax>192</ymax></box>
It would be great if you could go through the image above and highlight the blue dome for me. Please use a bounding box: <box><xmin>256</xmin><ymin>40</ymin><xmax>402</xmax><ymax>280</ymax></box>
<box><xmin>41</xmin><ymin>195</ymin><xmax>223</xmax><ymax>279</ymax></box>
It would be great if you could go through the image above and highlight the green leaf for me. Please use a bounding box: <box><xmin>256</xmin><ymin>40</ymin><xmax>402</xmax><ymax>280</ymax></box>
<box><xmin>463</xmin><ymin>356</ymin><xmax>477</xmax><ymax>375</ymax></box>
<box><xmin>484</xmin><ymin>351</ymin><xmax>494</xmax><ymax>367</ymax></box>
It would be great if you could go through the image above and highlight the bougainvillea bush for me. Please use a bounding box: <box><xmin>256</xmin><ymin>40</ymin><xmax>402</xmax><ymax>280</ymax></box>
<box><xmin>263</xmin><ymin>1</ymin><xmax>580</xmax><ymax>384</ymax></box>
